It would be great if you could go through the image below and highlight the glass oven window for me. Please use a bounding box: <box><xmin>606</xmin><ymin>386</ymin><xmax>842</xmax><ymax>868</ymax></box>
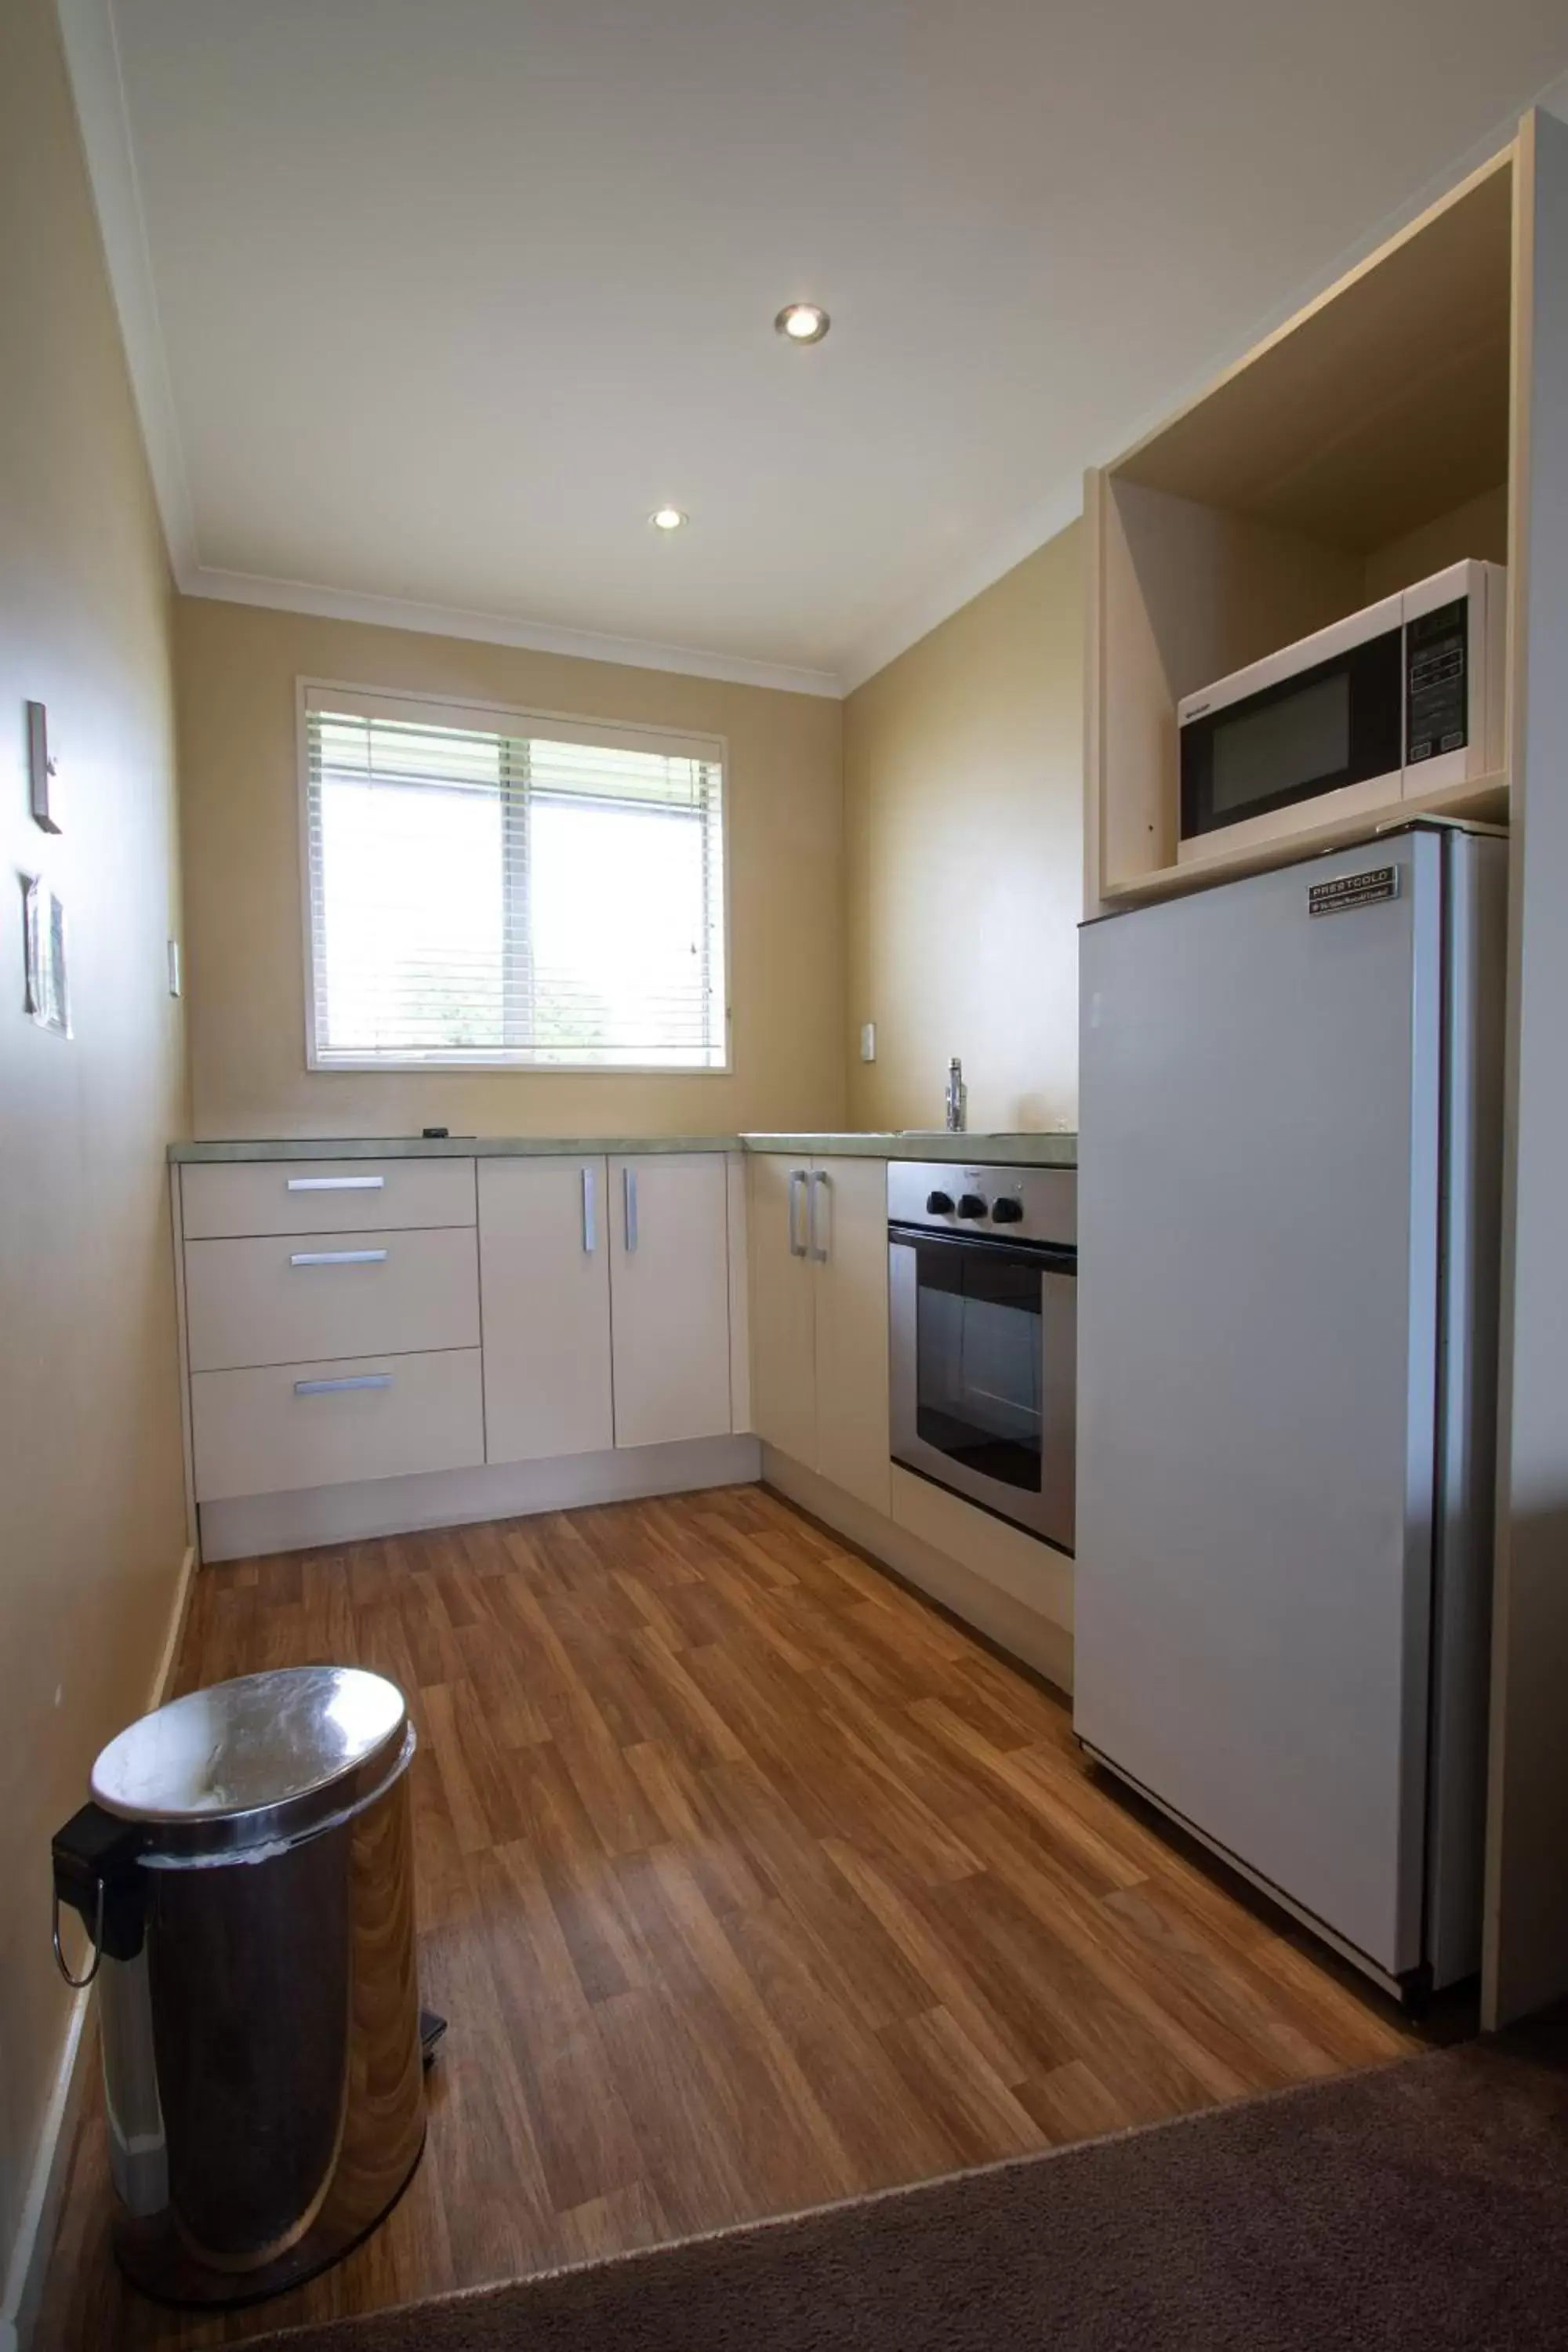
<box><xmin>913</xmin><ymin>1239</ymin><xmax>1042</xmax><ymax>1494</ymax></box>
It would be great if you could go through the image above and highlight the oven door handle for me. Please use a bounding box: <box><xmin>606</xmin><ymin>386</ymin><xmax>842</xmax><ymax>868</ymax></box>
<box><xmin>887</xmin><ymin>1223</ymin><xmax>1076</xmax><ymax>1276</ymax></box>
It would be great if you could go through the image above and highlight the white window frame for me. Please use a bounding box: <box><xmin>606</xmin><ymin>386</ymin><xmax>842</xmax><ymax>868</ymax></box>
<box><xmin>296</xmin><ymin>677</ymin><xmax>733</xmax><ymax>1076</ymax></box>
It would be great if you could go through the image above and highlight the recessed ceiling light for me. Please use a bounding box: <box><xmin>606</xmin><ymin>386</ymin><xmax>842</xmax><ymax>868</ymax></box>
<box><xmin>775</xmin><ymin>302</ymin><xmax>829</xmax><ymax>344</ymax></box>
<box><xmin>649</xmin><ymin>506</ymin><xmax>688</xmax><ymax>532</ymax></box>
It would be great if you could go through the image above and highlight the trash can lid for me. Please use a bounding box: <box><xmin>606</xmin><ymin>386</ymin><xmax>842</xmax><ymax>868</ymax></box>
<box><xmin>89</xmin><ymin>1666</ymin><xmax>411</xmax><ymax>1862</ymax></box>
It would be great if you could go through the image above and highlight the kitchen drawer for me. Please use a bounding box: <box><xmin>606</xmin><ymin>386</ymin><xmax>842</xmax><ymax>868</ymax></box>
<box><xmin>180</xmin><ymin>1157</ymin><xmax>476</xmax><ymax>1240</ymax></box>
<box><xmin>191</xmin><ymin>1349</ymin><xmax>484</xmax><ymax>1501</ymax></box>
<box><xmin>185</xmin><ymin>1226</ymin><xmax>479</xmax><ymax>1372</ymax></box>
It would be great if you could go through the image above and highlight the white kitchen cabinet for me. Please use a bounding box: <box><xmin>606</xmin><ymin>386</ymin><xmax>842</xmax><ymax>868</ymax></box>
<box><xmin>176</xmin><ymin>1145</ymin><xmax>748</xmax><ymax>1537</ymax></box>
<box><xmin>180</xmin><ymin>1156</ymin><xmax>474</xmax><ymax>1240</ymax></box>
<box><xmin>608</xmin><ymin>1153</ymin><xmax>733</xmax><ymax>1449</ymax></box>
<box><xmin>184</xmin><ymin>1225</ymin><xmax>479</xmax><ymax>1373</ymax></box>
<box><xmin>479</xmin><ymin>1157</ymin><xmax>614</xmax><ymax>1464</ymax></box>
<box><xmin>748</xmin><ymin>1153</ymin><xmax>891</xmax><ymax>1516</ymax></box>
<box><xmin>748</xmin><ymin>1155</ymin><xmax>817</xmax><ymax>1465</ymax></box>
<box><xmin>811</xmin><ymin>1160</ymin><xmax>891</xmax><ymax>1514</ymax></box>
<box><xmin>191</xmin><ymin>1348</ymin><xmax>484</xmax><ymax>1501</ymax></box>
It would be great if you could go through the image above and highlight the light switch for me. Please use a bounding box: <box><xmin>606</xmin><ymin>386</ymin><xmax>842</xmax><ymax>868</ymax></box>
<box><xmin>859</xmin><ymin>1022</ymin><xmax>877</xmax><ymax>1063</ymax></box>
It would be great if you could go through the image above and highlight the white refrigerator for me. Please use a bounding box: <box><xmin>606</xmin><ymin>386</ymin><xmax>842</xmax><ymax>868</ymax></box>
<box><xmin>1074</xmin><ymin>825</ymin><xmax>1506</xmax><ymax>2000</ymax></box>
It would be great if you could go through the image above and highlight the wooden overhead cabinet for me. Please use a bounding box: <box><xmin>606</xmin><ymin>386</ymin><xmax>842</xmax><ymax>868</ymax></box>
<box><xmin>1084</xmin><ymin>139</ymin><xmax>1516</xmax><ymax>915</ymax></box>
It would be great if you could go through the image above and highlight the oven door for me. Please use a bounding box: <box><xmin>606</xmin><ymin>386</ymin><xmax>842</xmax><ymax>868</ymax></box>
<box><xmin>889</xmin><ymin>1228</ymin><xmax>1076</xmax><ymax>1552</ymax></box>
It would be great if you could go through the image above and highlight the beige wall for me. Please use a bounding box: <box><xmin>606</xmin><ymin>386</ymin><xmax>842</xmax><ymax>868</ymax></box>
<box><xmin>1</xmin><ymin>0</ymin><xmax>189</xmax><ymax>2299</ymax></box>
<box><xmin>174</xmin><ymin>601</ymin><xmax>846</xmax><ymax>1140</ymax></box>
<box><xmin>844</xmin><ymin>526</ymin><xmax>1083</xmax><ymax>1134</ymax></box>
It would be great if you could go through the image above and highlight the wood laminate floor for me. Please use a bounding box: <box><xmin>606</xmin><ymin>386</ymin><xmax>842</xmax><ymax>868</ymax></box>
<box><xmin>40</xmin><ymin>1485</ymin><xmax>1413</xmax><ymax>2349</ymax></box>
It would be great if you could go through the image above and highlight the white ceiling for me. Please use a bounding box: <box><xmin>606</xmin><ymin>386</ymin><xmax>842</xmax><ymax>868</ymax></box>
<box><xmin>69</xmin><ymin>0</ymin><xmax>1568</xmax><ymax>692</ymax></box>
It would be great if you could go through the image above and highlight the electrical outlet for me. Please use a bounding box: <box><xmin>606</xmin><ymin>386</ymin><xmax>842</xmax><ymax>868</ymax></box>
<box><xmin>859</xmin><ymin>1022</ymin><xmax>877</xmax><ymax>1063</ymax></box>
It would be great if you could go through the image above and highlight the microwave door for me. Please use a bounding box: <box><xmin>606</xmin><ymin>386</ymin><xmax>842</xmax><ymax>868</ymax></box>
<box><xmin>1178</xmin><ymin>611</ymin><xmax>1403</xmax><ymax>862</ymax></box>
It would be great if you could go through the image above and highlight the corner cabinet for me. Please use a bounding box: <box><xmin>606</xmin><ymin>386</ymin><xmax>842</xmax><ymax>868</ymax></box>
<box><xmin>607</xmin><ymin>1153</ymin><xmax>733</xmax><ymax>1449</ymax></box>
<box><xmin>480</xmin><ymin>1151</ymin><xmax>733</xmax><ymax>1461</ymax></box>
<box><xmin>478</xmin><ymin>1156</ymin><xmax>615</xmax><ymax>1461</ymax></box>
<box><xmin>748</xmin><ymin>1155</ymin><xmax>890</xmax><ymax>1516</ymax></box>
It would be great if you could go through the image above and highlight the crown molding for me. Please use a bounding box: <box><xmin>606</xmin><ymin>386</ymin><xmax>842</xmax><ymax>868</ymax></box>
<box><xmin>180</xmin><ymin>568</ymin><xmax>844</xmax><ymax>699</ymax></box>
<box><xmin>56</xmin><ymin>0</ymin><xmax>198</xmax><ymax>576</ymax></box>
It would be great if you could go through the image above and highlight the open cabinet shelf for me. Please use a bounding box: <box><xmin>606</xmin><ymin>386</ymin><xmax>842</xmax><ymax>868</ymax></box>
<box><xmin>1085</xmin><ymin>141</ymin><xmax>1519</xmax><ymax>914</ymax></box>
<box><xmin>1098</xmin><ymin>771</ymin><xmax>1510</xmax><ymax>910</ymax></box>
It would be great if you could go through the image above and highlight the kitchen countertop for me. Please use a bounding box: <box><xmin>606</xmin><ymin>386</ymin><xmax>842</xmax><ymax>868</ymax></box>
<box><xmin>169</xmin><ymin>1131</ymin><xmax>1076</xmax><ymax>1167</ymax></box>
<box><xmin>739</xmin><ymin>1133</ymin><xmax>1076</xmax><ymax>1165</ymax></box>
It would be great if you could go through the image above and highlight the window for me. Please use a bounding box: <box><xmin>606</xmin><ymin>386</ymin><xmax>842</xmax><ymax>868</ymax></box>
<box><xmin>301</xmin><ymin>686</ymin><xmax>728</xmax><ymax>1069</ymax></box>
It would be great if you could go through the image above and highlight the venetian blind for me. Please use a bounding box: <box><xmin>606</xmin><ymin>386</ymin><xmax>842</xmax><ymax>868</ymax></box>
<box><xmin>303</xmin><ymin>691</ymin><xmax>727</xmax><ymax>1068</ymax></box>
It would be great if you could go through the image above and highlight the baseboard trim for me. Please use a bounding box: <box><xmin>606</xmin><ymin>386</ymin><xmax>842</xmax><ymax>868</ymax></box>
<box><xmin>2</xmin><ymin>1541</ymin><xmax>195</xmax><ymax>2350</ymax></box>
<box><xmin>0</xmin><ymin>1990</ymin><xmax>91</xmax><ymax>2352</ymax></box>
<box><xmin>150</xmin><ymin>1542</ymin><xmax>198</xmax><ymax>1706</ymax></box>
<box><xmin>198</xmin><ymin>1436</ymin><xmax>764</xmax><ymax>1562</ymax></box>
<box><xmin>762</xmin><ymin>1450</ymin><xmax>1075</xmax><ymax>1694</ymax></box>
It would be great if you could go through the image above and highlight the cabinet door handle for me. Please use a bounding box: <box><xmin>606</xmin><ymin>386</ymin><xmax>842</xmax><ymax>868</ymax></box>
<box><xmin>286</xmin><ymin>1175</ymin><xmax>385</xmax><ymax>1192</ymax></box>
<box><xmin>582</xmin><ymin>1164</ymin><xmax>597</xmax><ymax>1254</ymax></box>
<box><xmin>808</xmin><ymin>1168</ymin><xmax>830</xmax><ymax>1262</ymax></box>
<box><xmin>787</xmin><ymin>1169</ymin><xmax>808</xmax><ymax>1258</ymax></box>
<box><xmin>289</xmin><ymin>1249</ymin><xmax>388</xmax><ymax>1267</ymax></box>
<box><xmin>293</xmin><ymin>1374</ymin><xmax>392</xmax><ymax>1397</ymax></box>
<box><xmin>623</xmin><ymin>1167</ymin><xmax>639</xmax><ymax>1254</ymax></box>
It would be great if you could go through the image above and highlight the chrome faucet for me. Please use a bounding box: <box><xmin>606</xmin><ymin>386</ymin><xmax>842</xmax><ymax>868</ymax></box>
<box><xmin>945</xmin><ymin>1056</ymin><xmax>967</xmax><ymax>1134</ymax></box>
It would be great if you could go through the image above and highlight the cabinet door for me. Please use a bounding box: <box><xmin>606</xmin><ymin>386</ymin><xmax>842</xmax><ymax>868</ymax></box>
<box><xmin>811</xmin><ymin>1157</ymin><xmax>891</xmax><ymax>1515</ymax></box>
<box><xmin>479</xmin><ymin>1157</ymin><xmax>613</xmax><ymax>1463</ymax></box>
<box><xmin>747</xmin><ymin>1155</ymin><xmax>817</xmax><ymax>1468</ymax></box>
<box><xmin>608</xmin><ymin>1155</ymin><xmax>732</xmax><ymax>1449</ymax></box>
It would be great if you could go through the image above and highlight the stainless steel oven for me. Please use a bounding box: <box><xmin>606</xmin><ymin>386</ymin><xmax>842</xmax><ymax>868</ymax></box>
<box><xmin>888</xmin><ymin>1161</ymin><xmax>1076</xmax><ymax>1552</ymax></box>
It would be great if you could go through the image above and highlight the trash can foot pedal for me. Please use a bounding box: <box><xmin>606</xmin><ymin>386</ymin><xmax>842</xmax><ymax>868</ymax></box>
<box><xmin>419</xmin><ymin>2008</ymin><xmax>448</xmax><ymax>2065</ymax></box>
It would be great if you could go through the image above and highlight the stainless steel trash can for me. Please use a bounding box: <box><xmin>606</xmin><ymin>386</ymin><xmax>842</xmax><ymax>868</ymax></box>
<box><xmin>50</xmin><ymin>1666</ymin><xmax>426</xmax><ymax>2306</ymax></box>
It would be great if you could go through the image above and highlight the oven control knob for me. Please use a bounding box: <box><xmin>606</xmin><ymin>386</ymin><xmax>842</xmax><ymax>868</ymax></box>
<box><xmin>991</xmin><ymin>1197</ymin><xmax>1024</xmax><ymax>1223</ymax></box>
<box><xmin>926</xmin><ymin>1189</ymin><xmax>955</xmax><ymax>1215</ymax></box>
<box><xmin>956</xmin><ymin>1193</ymin><xmax>987</xmax><ymax>1218</ymax></box>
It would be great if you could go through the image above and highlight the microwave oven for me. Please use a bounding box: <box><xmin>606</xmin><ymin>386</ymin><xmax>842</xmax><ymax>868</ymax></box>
<box><xmin>1177</xmin><ymin>558</ymin><xmax>1506</xmax><ymax>863</ymax></box>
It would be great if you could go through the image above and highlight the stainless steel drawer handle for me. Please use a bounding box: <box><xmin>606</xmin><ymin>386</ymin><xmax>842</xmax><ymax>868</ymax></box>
<box><xmin>289</xmin><ymin>1249</ymin><xmax>388</xmax><ymax>1266</ymax></box>
<box><xmin>787</xmin><ymin>1168</ymin><xmax>808</xmax><ymax>1258</ymax></box>
<box><xmin>293</xmin><ymin>1374</ymin><xmax>393</xmax><ymax>1397</ymax></box>
<box><xmin>623</xmin><ymin>1167</ymin><xmax>638</xmax><ymax>1254</ymax></box>
<box><xmin>582</xmin><ymin>1164</ymin><xmax>597</xmax><ymax>1254</ymax></box>
<box><xmin>286</xmin><ymin>1175</ymin><xmax>386</xmax><ymax>1192</ymax></box>
<box><xmin>808</xmin><ymin>1168</ymin><xmax>829</xmax><ymax>1263</ymax></box>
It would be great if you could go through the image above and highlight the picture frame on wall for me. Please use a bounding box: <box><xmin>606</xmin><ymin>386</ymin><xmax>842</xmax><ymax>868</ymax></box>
<box><xmin>22</xmin><ymin>873</ymin><xmax>71</xmax><ymax>1037</ymax></box>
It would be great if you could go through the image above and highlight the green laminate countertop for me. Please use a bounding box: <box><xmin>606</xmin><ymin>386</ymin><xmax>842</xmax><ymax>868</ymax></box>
<box><xmin>738</xmin><ymin>1132</ymin><xmax>1076</xmax><ymax>1165</ymax></box>
<box><xmin>169</xmin><ymin>1134</ymin><xmax>740</xmax><ymax>1163</ymax></box>
<box><xmin>169</xmin><ymin>1130</ymin><xmax>1076</xmax><ymax>1167</ymax></box>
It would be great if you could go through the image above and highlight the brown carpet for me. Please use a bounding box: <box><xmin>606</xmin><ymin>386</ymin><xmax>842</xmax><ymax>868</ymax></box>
<box><xmin>255</xmin><ymin>2020</ymin><xmax>1568</xmax><ymax>2352</ymax></box>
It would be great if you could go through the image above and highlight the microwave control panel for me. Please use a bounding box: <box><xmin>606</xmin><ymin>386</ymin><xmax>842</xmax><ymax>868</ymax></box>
<box><xmin>1406</xmin><ymin>597</ymin><xmax>1468</xmax><ymax>766</ymax></box>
